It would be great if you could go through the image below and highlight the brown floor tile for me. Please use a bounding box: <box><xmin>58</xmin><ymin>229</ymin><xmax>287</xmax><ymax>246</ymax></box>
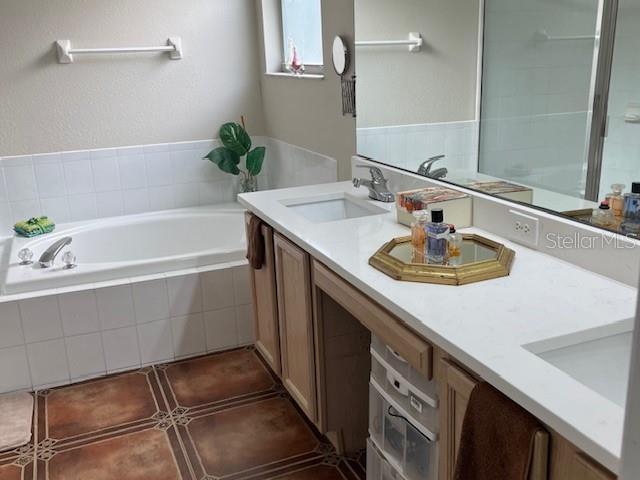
<box><xmin>46</xmin><ymin>372</ymin><xmax>159</xmax><ymax>440</ymax></box>
<box><xmin>0</xmin><ymin>463</ymin><xmax>24</xmax><ymax>480</ymax></box>
<box><xmin>271</xmin><ymin>464</ymin><xmax>349</xmax><ymax>479</ymax></box>
<box><xmin>185</xmin><ymin>396</ymin><xmax>319</xmax><ymax>478</ymax></box>
<box><xmin>47</xmin><ymin>429</ymin><xmax>182</xmax><ymax>480</ymax></box>
<box><xmin>163</xmin><ymin>349</ymin><xmax>274</xmax><ymax>408</ymax></box>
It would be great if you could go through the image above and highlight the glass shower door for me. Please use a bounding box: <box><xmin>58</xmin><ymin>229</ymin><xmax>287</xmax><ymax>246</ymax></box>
<box><xmin>478</xmin><ymin>0</ymin><xmax>602</xmax><ymax>201</ymax></box>
<box><xmin>598</xmin><ymin>0</ymin><xmax>640</xmax><ymax>200</ymax></box>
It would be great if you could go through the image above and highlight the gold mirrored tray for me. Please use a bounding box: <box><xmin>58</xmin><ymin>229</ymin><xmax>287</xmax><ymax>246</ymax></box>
<box><xmin>369</xmin><ymin>234</ymin><xmax>515</xmax><ymax>285</ymax></box>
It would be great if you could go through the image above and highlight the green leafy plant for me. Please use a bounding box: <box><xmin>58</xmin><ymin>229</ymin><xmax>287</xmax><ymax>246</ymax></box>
<box><xmin>204</xmin><ymin>122</ymin><xmax>265</xmax><ymax>185</ymax></box>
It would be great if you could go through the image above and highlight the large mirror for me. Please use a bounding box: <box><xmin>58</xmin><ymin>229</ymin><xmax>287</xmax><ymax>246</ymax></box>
<box><xmin>355</xmin><ymin>0</ymin><xmax>640</xmax><ymax>235</ymax></box>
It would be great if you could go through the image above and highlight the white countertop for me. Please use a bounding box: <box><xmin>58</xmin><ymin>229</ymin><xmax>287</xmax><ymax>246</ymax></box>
<box><xmin>239</xmin><ymin>181</ymin><xmax>638</xmax><ymax>474</ymax></box>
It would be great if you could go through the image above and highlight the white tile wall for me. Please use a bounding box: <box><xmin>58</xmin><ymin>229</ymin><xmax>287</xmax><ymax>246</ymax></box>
<box><xmin>171</xmin><ymin>313</ymin><xmax>206</xmax><ymax>358</ymax></box>
<box><xmin>478</xmin><ymin>0</ymin><xmax>598</xmax><ymax>197</ymax></box>
<box><xmin>357</xmin><ymin>121</ymin><xmax>479</xmax><ymax>176</ymax></box>
<box><xmin>102</xmin><ymin>326</ymin><xmax>141</xmax><ymax>373</ymax></box>
<box><xmin>0</xmin><ymin>137</ymin><xmax>337</xmax><ymax>236</ymax></box>
<box><xmin>137</xmin><ymin>319</ymin><xmax>174</xmax><ymax>365</ymax></box>
<box><xmin>0</xmin><ymin>263</ymin><xmax>254</xmax><ymax>393</ymax></box>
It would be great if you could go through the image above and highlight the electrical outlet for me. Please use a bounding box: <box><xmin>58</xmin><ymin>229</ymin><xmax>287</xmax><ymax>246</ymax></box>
<box><xmin>509</xmin><ymin>210</ymin><xmax>539</xmax><ymax>247</ymax></box>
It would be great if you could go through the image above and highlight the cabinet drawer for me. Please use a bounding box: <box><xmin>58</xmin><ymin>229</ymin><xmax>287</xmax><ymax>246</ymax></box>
<box><xmin>313</xmin><ymin>260</ymin><xmax>432</xmax><ymax>379</ymax></box>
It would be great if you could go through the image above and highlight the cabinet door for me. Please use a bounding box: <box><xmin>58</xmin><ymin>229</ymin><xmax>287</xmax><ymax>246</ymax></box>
<box><xmin>439</xmin><ymin>359</ymin><xmax>479</xmax><ymax>480</ymax></box>
<box><xmin>274</xmin><ymin>233</ymin><xmax>317</xmax><ymax>421</ymax></box>
<box><xmin>570</xmin><ymin>454</ymin><xmax>616</xmax><ymax>480</ymax></box>
<box><xmin>245</xmin><ymin>214</ymin><xmax>281</xmax><ymax>375</ymax></box>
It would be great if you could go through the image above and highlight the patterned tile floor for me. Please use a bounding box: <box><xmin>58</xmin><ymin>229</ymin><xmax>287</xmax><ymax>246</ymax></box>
<box><xmin>0</xmin><ymin>347</ymin><xmax>366</xmax><ymax>480</ymax></box>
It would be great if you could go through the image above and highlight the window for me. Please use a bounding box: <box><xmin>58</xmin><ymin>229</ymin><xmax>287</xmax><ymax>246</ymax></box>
<box><xmin>281</xmin><ymin>0</ymin><xmax>323</xmax><ymax>67</ymax></box>
<box><xmin>260</xmin><ymin>0</ymin><xmax>324</xmax><ymax>77</ymax></box>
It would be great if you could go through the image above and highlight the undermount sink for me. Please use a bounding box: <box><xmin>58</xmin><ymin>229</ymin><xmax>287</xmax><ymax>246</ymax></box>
<box><xmin>524</xmin><ymin>320</ymin><xmax>633</xmax><ymax>407</ymax></box>
<box><xmin>281</xmin><ymin>192</ymin><xmax>389</xmax><ymax>223</ymax></box>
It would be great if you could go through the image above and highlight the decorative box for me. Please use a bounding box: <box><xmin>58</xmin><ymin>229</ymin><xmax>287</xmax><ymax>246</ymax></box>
<box><xmin>396</xmin><ymin>187</ymin><xmax>472</xmax><ymax>228</ymax></box>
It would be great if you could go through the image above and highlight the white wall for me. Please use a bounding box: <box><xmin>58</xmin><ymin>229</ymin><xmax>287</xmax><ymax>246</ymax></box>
<box><xmin>355</xmin><ymin>0</ymin><xmax>480</xmax><ymax>128</ymax></box>
<box><xmin>0</xmin><ymin>0</ymin><xmax>266</xmax><ymax>156</ymax></box>
<box><xmin>257</xmin><ymin>0</ymin><xmax>357</xmax><ymax>181</ymax></box>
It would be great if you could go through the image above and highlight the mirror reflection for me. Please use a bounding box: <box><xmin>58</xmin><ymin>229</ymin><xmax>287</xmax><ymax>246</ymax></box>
<box><xmin>355</xmin><ymin>0</ymin><xmax>640</xmax><ymax>235</ymax></box>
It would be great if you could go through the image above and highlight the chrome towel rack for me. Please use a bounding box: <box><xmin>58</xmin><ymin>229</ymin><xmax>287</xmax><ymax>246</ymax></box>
<box><xmin>355</xmin><ymin>32</ymin><xmax>423</xmax><ymax>52</ymax></box>
<box><xmin>55</xmin><ymin>37</ymin><xmax>183</xmax><ymax>64</ymax></box>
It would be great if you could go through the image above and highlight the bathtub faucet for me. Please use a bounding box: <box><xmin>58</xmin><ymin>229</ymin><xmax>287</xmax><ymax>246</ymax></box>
<box><xmin>39</xmin><ymin>237</ymin><xmax>72</xmax><ymax>268</ymax></box>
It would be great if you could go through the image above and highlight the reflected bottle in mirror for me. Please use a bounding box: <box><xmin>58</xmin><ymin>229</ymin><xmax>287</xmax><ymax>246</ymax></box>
<box><xmin>622</xmin><ymin>182</ymin><xmax>640</xmax><ymax>236</ymax></box>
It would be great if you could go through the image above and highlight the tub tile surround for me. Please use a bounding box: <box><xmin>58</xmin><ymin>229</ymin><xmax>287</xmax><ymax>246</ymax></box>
<box><xmin>0</xmin><ymin>137</ymin><xmax>337</xmax><ymax>236</ymax></box>
<box><xmin>0</xmin><ymin>263</ymin><xmax>255</xmax><ymax>393</ymax></box>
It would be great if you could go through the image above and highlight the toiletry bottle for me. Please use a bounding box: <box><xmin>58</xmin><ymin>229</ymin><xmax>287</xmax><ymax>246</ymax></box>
<box><xmin>411</xmin><ymin>210</ymin><xmax>428</xmax><ymax>263</ymax></box>
<box><xmin>591</xmin><ymin>200</ymin><xmax>615</xmax><ymax>227</ymax></box>
<box><xmin>425</xmin><ymin>209</ymin><xmax>450</xmax><ymax>264</ymax></box>
<box><xmin>622</xmin><ymin>182</ymin><xmax>640</xmax><ymax>234</ymax></box>
<box><xmin>606</xmin><ymin>184</ymin><xmax>625</xmax><ymax>217</ymax></box>
<box><xmin>448</xmin><ymin>225</ymin><xmax>463</xmax><ymax>266</ymax></box>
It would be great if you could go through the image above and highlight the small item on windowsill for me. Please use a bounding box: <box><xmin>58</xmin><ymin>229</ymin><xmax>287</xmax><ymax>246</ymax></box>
<box><xmin>396</xmin><ymin>187</ymin><xmax>471</xmax><ymax>228</ymax></box>
<box><xmin>13</xmin><ymin>216</ymin><xmax>55</xmax><ymax>238</ymax></box>
<box><xmin>591</xmin><ymin>200</ymin><xmax>615</xmax><ymax>227</ymax></box>
<box><xmin>410</xmin><ymin>210</ymin><xmax>428</xmax><ymax>263</ymax></box>
<box><xmin>606</xmin><ymin>183</ymin><xmax>625</xmax><ymax>217</ymax></box>
<box><xmin>285</xmin><ymin>39</ymin><xmax>305</xmax><ymax>75</ymax></box>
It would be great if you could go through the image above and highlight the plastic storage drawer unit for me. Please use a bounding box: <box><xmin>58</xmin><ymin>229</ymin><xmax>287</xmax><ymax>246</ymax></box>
<box><xmin>371</xmin><ymin>335</ymin><xmax>437</xmax><ymax>404</ymax></box>
<box><xmin>369</xmin><ymin>382</ymin><xmax>438</xmax><ymax>480</ymax></box>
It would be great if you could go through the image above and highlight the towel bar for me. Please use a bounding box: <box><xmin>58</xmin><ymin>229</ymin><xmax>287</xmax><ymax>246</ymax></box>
<box><xmin>55</xmin><ymin>37</ymin><xmax>183</xmax><ymax>64</ymax></box>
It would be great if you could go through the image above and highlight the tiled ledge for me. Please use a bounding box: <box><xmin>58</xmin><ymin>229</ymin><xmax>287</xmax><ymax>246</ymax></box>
<box><xmin>0</xmin><ymin>137</ymin><xmax>337</xmax><ymax>236</ymax></box>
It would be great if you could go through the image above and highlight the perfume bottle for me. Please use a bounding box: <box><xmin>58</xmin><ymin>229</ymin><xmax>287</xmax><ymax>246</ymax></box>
<box><xmin>448</xmin><ymin>225</ymin><xmax>463</xmax><ymax>266</ymax></box>
<box><xmin>622</xmin><ymin>182</ymin><xmax>640</xmax><ymax>235</ymax></box>
<box><xmin>411</xmin><ymin>210</ymin><xmax>428</xmax><ymax>263</ymax></box>
<box><xmin>591</xmin><ymin>200</ymin><xmax>615</xmax><ymax>227</ymax></box>
<box><xmin>425</xmin><ymin>209</ymin><xmax>449</xmax><ymax>264</ymax></box>
<box><xmin>606</xmin><ymin>184</ymin><xmax>625</xmax><ymax>217</ymax></box>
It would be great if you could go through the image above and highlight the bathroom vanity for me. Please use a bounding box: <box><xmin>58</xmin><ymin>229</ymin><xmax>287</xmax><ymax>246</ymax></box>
<box><xmin>240</xmin><ymin>182</ymin><xmax>636</xmax><ymax>480</ymax></box>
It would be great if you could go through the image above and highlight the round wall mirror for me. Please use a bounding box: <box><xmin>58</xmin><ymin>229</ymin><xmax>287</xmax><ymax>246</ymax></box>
<box><xmin>332</xmin><ymin>36</ymin><xmax>349</xmax><ymax>76</ymax></box>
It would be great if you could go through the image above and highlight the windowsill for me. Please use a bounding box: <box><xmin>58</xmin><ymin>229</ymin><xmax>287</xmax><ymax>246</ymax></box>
<box><xmin>264</xmin><ymin>72</ymin><xmax>325</xmax><ymax>80</ymax></box>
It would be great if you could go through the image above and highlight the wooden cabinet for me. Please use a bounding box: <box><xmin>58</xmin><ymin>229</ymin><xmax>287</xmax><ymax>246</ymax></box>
<box><xmin>246</xmin><ymin>220</ymin><xmax>615</xmax><ymax>480</ymax></box>
<box><xmin>245</xmin><ymin>214</ymin><xmax>281</xmax><ymax>375</ymax></box>
<box><xmin>274</xmin><ymin>233</ymin><xmax>317</xmax><ymax>422</ymax></box>
<box><xmin>439</xmin><ymin>358</ymin><xmax>479</xmax><ymax>480</ymax></box>
<box><xmin>571</xmin><ymin>454</ymin><xmax>616</xmax><ymax>480</ymax></box>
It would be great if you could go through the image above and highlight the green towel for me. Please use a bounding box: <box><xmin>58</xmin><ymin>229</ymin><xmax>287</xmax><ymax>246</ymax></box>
<box><xmin>14</xmin><ymin>217</ymin><xmax>55</xmax><ymax>238</ymax></box>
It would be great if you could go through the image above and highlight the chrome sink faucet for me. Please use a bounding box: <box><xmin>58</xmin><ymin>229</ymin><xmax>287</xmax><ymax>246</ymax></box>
<box><xmin>39</xmin><ymin>237</ymin><xmax>72</xmax><ymax>268</ymax></box>
<box><xmin>353</xmin><ymin>165</ymin><xmax>395</xmax><ymax>203</ymax></box>
<box><xmin>418</xmin><ymin>154</ymin><xmax>448</xmax><ymax>180</ymax></box>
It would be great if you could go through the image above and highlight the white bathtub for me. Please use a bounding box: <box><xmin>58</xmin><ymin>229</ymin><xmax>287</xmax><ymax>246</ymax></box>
<box><xmin>2</xmin><ymin>204</ymin><xmax>247</xmax><ymax>295</ymax></box>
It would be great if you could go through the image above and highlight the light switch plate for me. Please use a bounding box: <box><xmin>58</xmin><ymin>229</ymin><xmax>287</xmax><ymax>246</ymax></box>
<box><xmin>509</xmin><ymin>209</ymin><xmax>539</xmax><ymax>247</ymax></box>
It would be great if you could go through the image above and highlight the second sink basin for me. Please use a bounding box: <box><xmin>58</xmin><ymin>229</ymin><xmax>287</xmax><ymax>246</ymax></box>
<box><xmin>524</xmin><ymin>320</ymin><xmax>633</xmax><ymax>407</ymax></box>
<box><xmin>282</xmin><ymin>192</ymin><xmax>389</xmax><ymax>223</ymax></box>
